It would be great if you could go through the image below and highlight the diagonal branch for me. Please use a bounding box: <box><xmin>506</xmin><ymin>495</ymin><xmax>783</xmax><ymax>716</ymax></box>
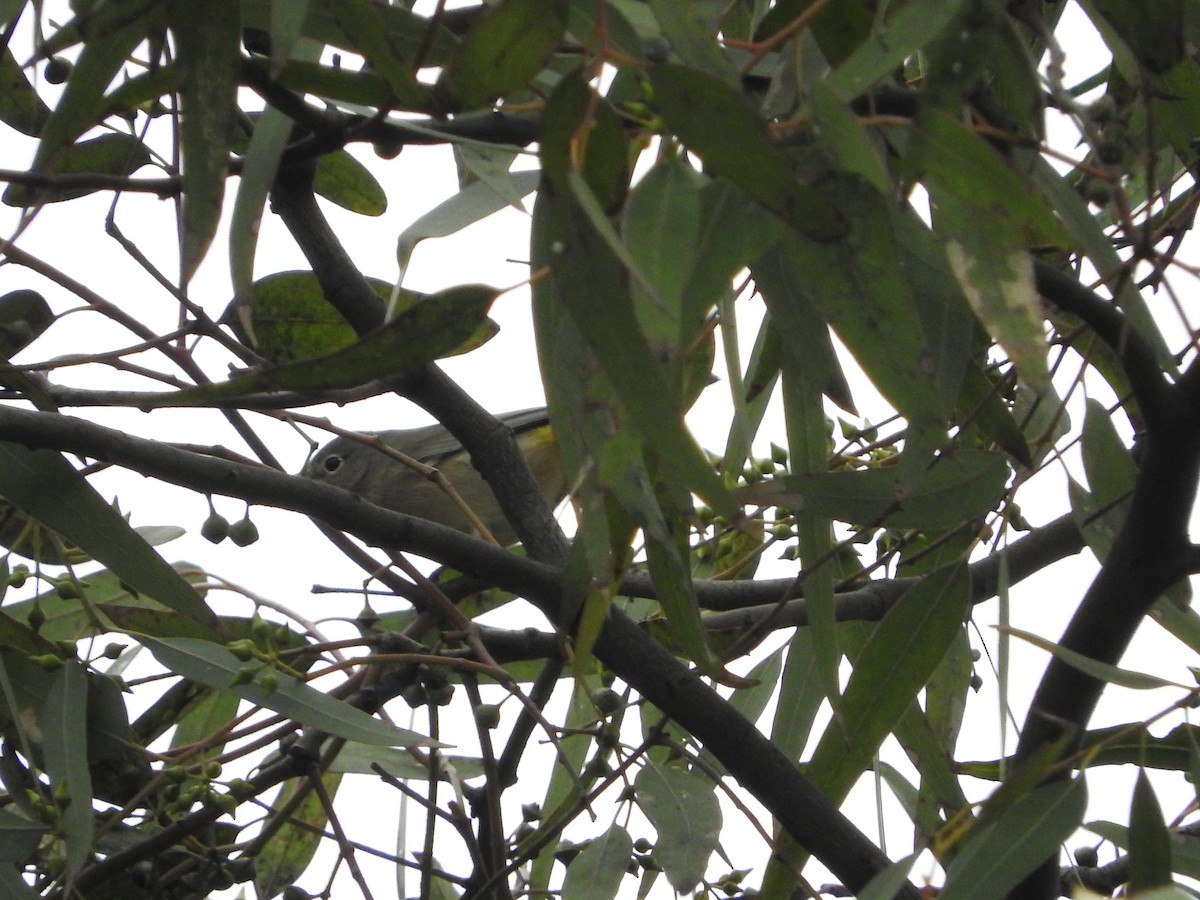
<box><xmin>0</xmin><ymin>403</ymin><xmax>916</xmax><ymax>898</ymax></box>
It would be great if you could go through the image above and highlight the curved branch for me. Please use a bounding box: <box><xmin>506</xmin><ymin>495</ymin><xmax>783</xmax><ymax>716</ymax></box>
<box><xmin>1007</xmin><ymin>271</ymin><xmax>1200</xmax><ymax>896</ymax></box>
<box><xmin>1032</xmin><ymin>260</ymin><xmax>1175</xmax><ymax>428</ymax></box>
<box><xmin>701</xmin><ymin>513</ymin><xmax>1083</xmax><ymax>632</ymax></box>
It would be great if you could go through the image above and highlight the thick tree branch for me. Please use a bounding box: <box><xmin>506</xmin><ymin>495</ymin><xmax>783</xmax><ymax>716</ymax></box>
<box><xmin>700</xmin><ymin>512</ymin><xmax>1084</xmax><ymax>631</ymax></box>
<box><xmin>1008</xmin><ymin>267</ymin><xmax>1200</xmax><ymax>897</ymax></box>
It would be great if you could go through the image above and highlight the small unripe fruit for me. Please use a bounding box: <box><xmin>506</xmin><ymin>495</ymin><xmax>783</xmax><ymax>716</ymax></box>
<box><xmin>593</xmin><ymin>688</ymin><xmax>622</xmax><ymax>714</ymax></box>
<box><xmin>474</xmin><ymin>703</ymin><xmax>501</xmax><ymax>729</ymax></box>
<box><xmin>54</xmin><ymin>578</ymin><xmax>81</xmax><ymax>600</ymax></box>
<box><xmin>228</xmin><ymin>639</ymin><xmax>256</xmax><ymax>661</ymax></box>
<box><xmin>44</xmin><ymin>57</ymin><xmax>72</xmax><ymax>85</ymax></box>
<box><xmin>228</xmin><ymin>517</ymin><xmax>259</xmax><ymax>547</ymax></box>
<box><xmin>201</xmin><ymin>512</ymin><xmax>230</xmax><ymax>544</ymax></box>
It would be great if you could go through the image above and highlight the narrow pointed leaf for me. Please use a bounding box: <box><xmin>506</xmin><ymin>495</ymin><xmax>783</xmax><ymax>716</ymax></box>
<box><xmin>323</xmin><ymin>0</ymin><xmax>430</xmax><ymax>108</ymax></box>
<box><xmin>635</xmin><ymin>763</ymin><xmax>721</xmax><ymax>894</ymax></box>
<box><xmin>736</xmin><ymin>449</ymin><xmax>1009</xmax><ymax>530</ymax></box>
<box><xmin>438</xmin><ymin>0</ymin><xmax>568</xmax><ymax>111</ymax></box>
<box><xmin>0</xmin><ymin>46</ymin><xmax>50</xmax><ymax>136</ymax></box>
<box><xmin>1129</xmin><ymin>769</ymin><xmax>1173</xmax><ymax>892</ymax></box>
<box><xmin>649</xmin><ymin>64</ymin><xmax>846</xmax><ymax>242</ymax></box>
<box><xmin>939</xmin><ymin>777</ymin><xmax>1086</xmax><ymax>898</ymax></box>
<box><xmin>140</xmin><ymin>637</ymin><xmax>441</xmax><ymax>747</ymax></box>
<box><xmin>806</xmin><ymin>564</ymin><xmax>971</xmax><ymax>803</ymax></box>
<box><xmin>34</xmin><ymin>15</ymin><xmax>147</xmax><ymax>170</ymax></box>
<box><xmin>42</xmin><ymin>662</ymin><xmax>91</xmax><ymax>876</ymax></box>
<box><xmin>4</xmin><ymin>133</ymin><xmax>151</xmax><ymax>206</ymax></box>
<box><xmin>146</xmin><ymin>284</ymin><xmax>497</xmax><ymax>406</ymax></box>
<box><xmin>0</xmin><ymin>443</ymin><xmax>216</xmax><ymax>627</ymax></box>
<box><xmin>168</xmin><ymin>0</ymin><xmax>241</xmax><ymax>281</ymax></box>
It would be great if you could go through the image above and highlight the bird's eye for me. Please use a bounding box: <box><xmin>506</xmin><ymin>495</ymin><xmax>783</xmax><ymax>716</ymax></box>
<box><xmin>321</xmin><ymin>455</ymin><xmax>343</xmax><ymax>474</ymax></box>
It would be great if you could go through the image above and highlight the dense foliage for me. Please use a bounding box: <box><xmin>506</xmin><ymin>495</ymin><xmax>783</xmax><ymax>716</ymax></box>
<box><xmin>0</xmin><ymin>0</ymin><xmax>1197</xmax><ymax>897</ymax></box>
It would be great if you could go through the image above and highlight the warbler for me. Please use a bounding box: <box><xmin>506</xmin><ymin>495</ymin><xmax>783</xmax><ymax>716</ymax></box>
<box><xmin>304</xmin><ymin>407</ymin><xmax>565</xmax><ymax>545</ymax></box>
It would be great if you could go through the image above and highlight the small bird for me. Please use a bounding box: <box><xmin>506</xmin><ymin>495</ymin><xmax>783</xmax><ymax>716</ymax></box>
<box><xmin>304</xmin><ymin>408</ymin><xmax>565</xmax><ymax>545</ymax></box>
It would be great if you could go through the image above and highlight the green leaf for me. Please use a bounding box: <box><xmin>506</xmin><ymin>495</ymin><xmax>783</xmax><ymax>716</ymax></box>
<box><xmin>150</xmin><ymin>284</ymin><xmax>498</xmax><ymax>406</ymax></box>
<box><xmin>1083</xmin><ymin>0</ymin><xmax>1184</xmax><ymax>74</ymax></box>
<box><xmin>230</xmin><ymin>105</ymin><xmax>298</xmax><ymax>319</ymax></box>
<box><xmin>3</xmin><ymin>133</ymin><xmax>151</xmax><ymax>207</ymax></box>
<box><xmin>271</xmin><ymin>58</ymin><xmax>401</xmax><ymax>110</ymax></box>
<box><xmin>314</xmin><ymin>149</ymin><xmax>387</xmax><ymax>216</ymax></box>
<box><xmin>527</xmin><ymin>674</ymin><xmax>605</xmax><ymax>894</ymax></box>
<box><xmin>634</xmin><ymin>763</ymin><xmax>720</xmax><ymax>894</ymax></box>
<box><xmin>955</xmin><ymin>360</ymin><xmax>1033</xmax><ymax>466</ymax></box>
<box><xmin>596</xmin><ymin>433</ymin><xmax>716</xmax><ymax>671</ymax></box>
<box><xmin>323</xmin><ymin>0</ymin><xmax>431</xmax><ymax>109</ymax></box>
<box><xmin>255</xmin><ymin>772</ymin><xmax>342</xmax><ymax>900</ymax></box>
<box><xmin>0</xmin><ymin>46</ymin><xmax>50</xmax><ymax>136</ymax></box>
<box><xmin>649</xmin><ymin>64</ymin><xmax>846</xmax><ymax>242</ymax></box>
<box><xmin>266</xmin><ymin>0</ymin><xmax>311</xmax><ymax>76</ymax></box>
<box><xmin>396</xmin><ymin>170</ymin><xmax>540</xmax><ymax>283</ymax></box>
<box><xmin>34</xmin><ymin>12</ymin><xmax>149</xmax><ymax>172</ymax></box>
<box><xmin>439</xmin><ymin>0</ymin><xmax>568</xmax><ymax>110</ymax></box>
<box><xmin>736</xmin><ymin>448</ymin><xmax>1009</xmax><ymax>530</ymax></box>
<box><xmin>916</xmin><ymin>112</ymin><xmax>1070</xmax><ymax>248</ymax></box>
<box><xmin>531</xmin><ymin>181</ymin><xmax>732</xmax><ymax>517</ymax></box>
<box><xmin>782</xmin><ymin>373</ymin><xmax>842</xmax><ymax>716</ymax></box>
<box><xmin>561</xmin><ymin>824</ymin><xmax>633</xmax><ymax>900</ymax></box>
<box><xmin>1030</xmin><ymin>156</ymin><xmax>1174</xmax><ymax>372</ymax></box>
<box><xmin>647</xmin><ymin>0</ymin><xmax>737</xmax><ymax>82</ymax></box>
<box><xmin>698</xmin><ymin>646</ymin><xmax>783</xmax><ymax>774</ymax></box>
<box><xmin>943</xmin><ymin>235</ymin><xmax>1046</xmax><ymax>391</ymax></box>
<box><xmin>767</xmin><ymin>628</ymin><xmax>826</xmax><ymax>763</ymax></box>
<box><xmin>42</xmin><ymin>662</ymin><xmax>92</xmax><ymax>876</ymax></box>
<box><xmin>1081</xmin><ymin>397</ymin><xmax>1136</xmax><ymax>508</ymax></box>
<box><xmin>964</xmin><ymin>723</ymin><xmax>1200</xmax><ymax>780</ymax></box>
<box><xmin>168</xmin><ymin>0</ymin><xmax>241</xmax><ymax>281</ymax></box>
<box><xmin>765</xmin><ymin>200</ymin><xmax>949</xmax><ymax>435</ymax></box>
<box><xmin>0</xmin><ymin>865</ymin><xmax>38</xmax><ymax>898</ymax></box>
<box><xmin>329</xmin><ymin>744</ymin><xmax>485</xmax><ymax>779</ymax></box>
<box><xmin>1</xmin><ymin>562</ymin><xmax>207</xmax><ymax>642</ymax></box>
<box><xmin>826</xmin><ymin>0</ymin><xmax>970</xmax><ymax>100</ymax></box>
<box><xmin>750</xmin><ymin>248</ymin><xmax>854</xmax><ymax>412</ymax></box>
<box><xmin>0</xmin><ymin>444</ymin><xmax>216</xmax><ymax>627</ymax></box>
<box><xmin>0</xmin><ymin>290</ymin><xmax>53</xmax><ymax>361</ymax></box>
<box><xmin>892</xmin><ymin>701</ymin><xmax>972</xmax><ymax>832</ymax></box>
<box><xmin>438</xmin><ymin>0</ymin><xmax>568</xmax><ymax>111</ymax></box>
<box><xmin>139</xmin><ymin>637</ymin><xmax>440</xmax><ymax>747</ymax></box>
<box><xmin>622</xmin><ymin>158</ymin><xmax>701</xmax><ymax>353</ymax></box>
<box><xmin>915</xmin><ymin>114</ymin><xmax>1069</xmax><ymax>391</ymax></box>
<box><xmin>686</xmin><ymin>179</ymin><xmax>787</xmax><ymax>320</ymax></box>
<box><xmin>223</xmin><ymin>270</ymin><xmax>386</xmax><ymax>364</ymax></box>
<box><xmin>0</xmin><ymin>809</ymin><xmax>46</xmax><ymax>863</ymax></box>
<box><xmin>804</xmin><ymin>565</ymin><xmax>970</xmax><ymax>804</ymax></box>
<box><xmin>856</xmin><ymin>853</ymin><xmax>921</xmax><ymax>900</ymax></box>
<box><xmin>1000</xmin><ymin>626</ymin><xmax>1183</xmax><ymax>690</ymax></box>
<box><xmin>242</xmin><ymin>0</ymin><xmax>460</xmax><ymax>70</ymax></box>
<box><xmin>1129</xmin><ymin>769</ymin><xmax>1174</xmax><ymax>892</ymax></box>
<box><xmin>539</xmin><ymin>71</ymin><xmax>628</xmax><ymax>211</ymax></box>
<box><xmin>231</xmin><ymin>26</ymin><xmax>324</xmax><ymax>313</ymax></box>
<box><xmin>939</xmin><ymin>778</ymin><xmax>1087</xmax><ymax>899</ymax></box>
